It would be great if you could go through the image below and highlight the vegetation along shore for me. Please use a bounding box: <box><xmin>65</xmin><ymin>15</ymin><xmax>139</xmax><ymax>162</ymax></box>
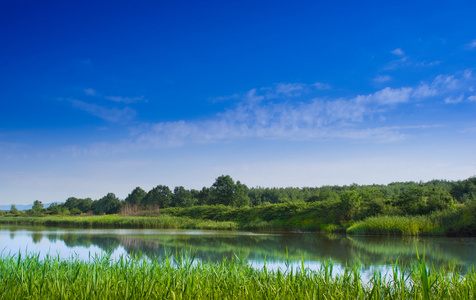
<box><xmin>1</xmin><ymin>175</ymin><xmax>475</xmax><ymax>236</ymax></box>
<box><xmin>0</xmin><ymin>252</ymin><xmax>475</xmax><ymax>299</ymax></box>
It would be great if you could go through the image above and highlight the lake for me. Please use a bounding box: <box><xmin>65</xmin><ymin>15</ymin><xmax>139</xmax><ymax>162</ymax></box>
<box><xmin>2</xmin><ymin>225</ymin><xmax>476</xmax><ymax>277</ymax></box>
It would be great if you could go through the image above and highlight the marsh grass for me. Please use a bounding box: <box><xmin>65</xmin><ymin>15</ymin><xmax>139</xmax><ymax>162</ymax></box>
<box><xmin>0</xmin><ymin>251</ymin><xmax>475</xmax><ymax>299</ymax></box>
<box><xmin>347</xmin><ymin>215</ymin><xmax>438</xmax><ymax>235</ymax></box>
<box><xmin>0</xmin><ymin>215</ymin><xmax>238</xmax><ymax>230</ymax></box>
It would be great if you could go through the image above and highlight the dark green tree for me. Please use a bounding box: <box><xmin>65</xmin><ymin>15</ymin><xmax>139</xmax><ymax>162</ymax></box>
<box><xmin>427</xmin><ymin>186</ymin><xmax>454</xmax><ymax>212</ymax></box>
<box><xmin>339</xmin><ymin>190</ymin><xmax>361</xmax><ymax>221</ymax></box>
<box><xmin>32</xmin><ymin>200</ymin><xmax>43</xmax><ymax>211</ymax></box>
<box><xmin>172</xmin><ymin>186</ymin><xmax>196</xmax><ymax>207</ymax></box>
<box><xmin>142</xmin><ymin>185</ymin><xmax>172</xmax><ymax>208</ymax></box>
<box><xmin>63</xmin><ymin>197</ymin><xmax>93</xmax><ymax>213</ymax></box>
<box><xmin>395</xmin><ymin>186</ymin><xmax>426</xmax><ymax>215</ymax></box>
<box><xmin>124</xmin><ymin>187</ymin><xmax>147</xmax><ymax>206</ymax></box>
<box><xmin>208</xmin><ymin>175</ymin><xmax>236</xmax><ymax>206</ymax></box>
<box><xmin>234</xmin><ymin>181</ymin><xmax>251</xmax><ymax>207</ymax></box>
<box><xmin>92</xmin><ymin>193</ymin><xmax>122</xmax><ymax>215</ymax></box>
<box><xmin>10</xmin><ymin>205</ymin><xmax>19</xmax><ymax>215</ymax></box>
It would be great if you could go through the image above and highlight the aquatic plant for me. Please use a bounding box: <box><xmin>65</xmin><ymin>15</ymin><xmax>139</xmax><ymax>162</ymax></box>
<box><xmin>0</xmin><ymin>252</ymin><xmax>475</xmax><ymax>299</ymax></box>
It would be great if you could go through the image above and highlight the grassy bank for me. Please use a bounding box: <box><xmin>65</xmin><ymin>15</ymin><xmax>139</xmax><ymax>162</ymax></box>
<box><xmin>0</xmin><ymin>253</ymin><xmax>475</xmax><ymax>299</ymax></box>
<box><xmin>347</xmin><ymin>205</ymin><xmax>476</xmax><ymax>236</ymax></box>
<box><xmin>2</xmin><ymin>201</ymin><xmax>476</xmax><ymax>236</ymax></box>
<box><xmin>0</xmin><ymin>215</ymin><xmax>238</xmax><ymax>230</ymax></box>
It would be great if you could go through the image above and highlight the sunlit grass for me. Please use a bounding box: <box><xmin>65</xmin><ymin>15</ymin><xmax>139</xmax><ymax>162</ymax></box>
<box><xmin>0</xmin><ymin>251</ymin><xmax>475</xmax><ymax>299</ymax></box>
<box><xmin>0</xmin><ymin>215</ymin><xmax>238</xmax><ymax>230</ymax></box>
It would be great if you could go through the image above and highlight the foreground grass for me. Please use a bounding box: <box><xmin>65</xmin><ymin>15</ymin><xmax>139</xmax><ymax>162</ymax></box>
<box><xmin>0</xmin><ymin>215</ymin><xmax>238</xmax><ymax>230</ymax></box>
<box><xmin>0</xmin><ymin>253</ymin><xmax>475</xmax><ymax>299</ymax></box>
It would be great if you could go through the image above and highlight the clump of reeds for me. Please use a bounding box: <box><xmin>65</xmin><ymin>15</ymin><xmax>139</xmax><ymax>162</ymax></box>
<box><xmin>347</xmin><ymin>215</ymin><xmax>439</xmax><ymax>235</ymax></box>
<box><xmin>0</xmin><ymin>215</ymin><xmax>238</xmax><ymax>230</ymax></box>
<box><xmin>0</xmin><ymin>251</ymin><xmax>475</xmax><ymax>299</ymax></box>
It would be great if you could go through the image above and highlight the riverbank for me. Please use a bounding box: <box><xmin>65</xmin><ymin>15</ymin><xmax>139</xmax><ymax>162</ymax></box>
<box><xmin>0</xmin><ymin>252</ymin><xmax>474</xmax><ymax>299</ymax></box>
<box><xmin>0</xmin><ymin>215</ymin><xmax>238</xmax><ymax>230</ymax></box>
<box><xmin>1</xmin><ymin>201</ymin><xmax>476</xmax><ymax>236</ymax></box>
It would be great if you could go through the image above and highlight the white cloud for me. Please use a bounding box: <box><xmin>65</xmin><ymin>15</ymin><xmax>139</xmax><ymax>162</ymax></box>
<box><xmin>273</xmin><ymin>83</ymin><xmax>306</xmax><ymax>97</ymax></box>
<box><xmin>465</xmin><ymin>40</ymin><xmax>476</xmax><ymax>49</ymax></box>
<box><xmin>211</xmin><ymin>94</ymin><xmax>240</xmax><ymax>102</ymax></box>
<box><xmin>444</xmin><ymin>94</ymin><xmax>464</xmax><ymax>104</ymax></box>
<box><xmin>312</xmin><ymin>82</ymin><xmax>331</xmax><ymax>89</ymax></box>
<box><xmin>71</xmin><ymin>100</ymin><xmax>137</xmax><ymax>122</ymax></box>
<box><xmin>133</xmin><ymin>86</ymin><xmax>417</xmax><ymax>147</ymax></box>
<box><xmin>467</xmin><ymin>95</ymin><xmax>476</xmax><ymax>102</ymax></box>
<box><xmin>373</xmin><ymin>75</ymin><xmax>392</xmax><ymax>83</ymax></box>
<box><xmin>412</xmin><ymin>83</ymin><xmax>438</xmax><ymax>98</ymax></box>
<box><xmin>391</xmin><ymin>48</ymin><xmax>405</xmax><ymax>56</ymax></box>
<box><xmin>84</xmin><ymin>88</ymin><xmax>97</xmax><ymax>96</ymax></box>
<box><xmin>105</xmin><ymin>96</ymin><xmax>145</xmax><ymax>104</ymax></box>
<box><xmin>364</xmin><ymin>87</ymin><xmax>413</xmax><ymax>105</ymax></box>
<box><xmin>416</xmin><ymin>61</ymin><xmax>441</xmax><ymax>67</ymax></box>
<box><xmin>433</xmin><ymin>74</ymin><xmax>459</xmax><ymax>90</ymax></box>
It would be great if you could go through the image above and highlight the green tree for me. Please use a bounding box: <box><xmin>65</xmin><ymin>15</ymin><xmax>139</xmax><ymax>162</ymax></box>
<box><xmin>340</xmin><ymin>190</ymin><xmax>361</xmax><ymax>221</ymax></box>
<box><xmin>10</xmin><ymin>205</ymin><xmax>19</xmax><ymax>215</ymax></box>
<box><xmin>395</xmin><ymin>186</ymin><xmax>426</xmax><ymax>215</ymax></box>
<box><xmin>124</xmin><ymin>187</ymin><xmax>147</xmax><ymax>206</ymax></box>
<box><xmin>142</xmin><ymin>185</ymin><xmax>172</xmax><ymax>208</ymax></box>
<box><xmin>208</xmin><ymin>175</ymin><xmax>236</xmax><ymax>206</ymax></box>
<box><xmin>63</xmin><ymin>197</ymin><xmax>93</xmax><ymax>213</ymax></box>
<box><xmin>172</xmin><ymin>186</ymin><xmax>196</xmax><ymax>207</ymax></box>
<box><xmin>234</xmin><ymin>181</ymin><xmax>251</xmax><ymax>207</ymax></box>
<box><xmin>427</xmin><ymin>186</ymin><xmax>454</xmax><ymax>212</ymax></box>
<box><xmin>32</xmin><ymin>200</ymin><xmax>43</xmax><ymax>211</ymax></box>
<box><xmin>92</xmin><ymin>193</ymin><xmax>122</xmax><ymax>215</ymax></box>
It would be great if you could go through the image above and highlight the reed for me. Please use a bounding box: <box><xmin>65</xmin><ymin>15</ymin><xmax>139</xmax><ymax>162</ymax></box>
<box><xmin>0</xmin><ymin>215</ymin><xmax>238</xmax><ymax>230</ymax></box>
<box><xmin>347</xmin><ymin>215</ymin><xmax>439</xmax><ymax>235</ymax></box>
<box><xmin>0</xmin><ymin>252</ymin><xmax>475</xmax><ymax>299</ymax></box>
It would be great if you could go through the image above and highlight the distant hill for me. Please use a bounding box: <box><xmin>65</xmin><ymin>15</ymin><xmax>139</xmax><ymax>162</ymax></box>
<box><xmin>0</xmin><ymin>202</ymin><xmax>59</xmax><ymax>211</ymax></box>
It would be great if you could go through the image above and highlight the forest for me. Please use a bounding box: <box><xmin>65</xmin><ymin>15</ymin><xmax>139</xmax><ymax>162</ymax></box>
<box><xmin>1</xmin><ymin>175</ymin><xmax>476</xmax><ymax>235</ymax></box>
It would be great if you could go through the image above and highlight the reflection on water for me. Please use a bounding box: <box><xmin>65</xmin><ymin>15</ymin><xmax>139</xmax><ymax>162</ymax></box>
<box><xmin>1</xmin><ymin>225</ymin><xmax>476</xmax><ymax>275</ymax></box>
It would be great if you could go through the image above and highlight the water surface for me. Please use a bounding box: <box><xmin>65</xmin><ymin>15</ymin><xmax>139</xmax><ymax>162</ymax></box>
<box><xmin>2</xmin><ymin>225</ymin><xmax>475</xmax><ymax>276</ymax></box>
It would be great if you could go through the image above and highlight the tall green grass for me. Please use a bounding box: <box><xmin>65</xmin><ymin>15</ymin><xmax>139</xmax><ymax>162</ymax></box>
<box><xmin>0</xmin><ymin>215</ymin><xmax>238</xmax><ymax>230</ymax></box>
<box><xmin>347</xmin><ymin>215</ymin><xmax>438</xmax><ymax>235</ymax></box>
<box><xmin>0</xmin><ymin>252</ymin><xmax>475</xmax><ymax>299</ymax></box>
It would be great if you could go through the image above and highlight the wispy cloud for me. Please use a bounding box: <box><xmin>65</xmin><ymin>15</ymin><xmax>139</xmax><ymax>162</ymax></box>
<box><xmin>131</xmin><ymin>71</ymin><xmax>476</xmax><ymax>148</ymax></box>
<box><xmin>468</xmin><ymin>95</ymin><xmax>476</xmax><ymax>102</ymax></box>
<box><xmin>391</xmin><ymin>48</ymin><xmax>405</xmax><ymax>56</ymax></box>
<box><xmin>84</xmin><ymin>88</ymin><xmax>97</xmax><ymax>96</ymax></box>
<box><xmin>133</xmin><ymin>85</ymin><xmax>417</xmax><ymax>147</ymax></box>
<box><xmin>384</xmin><ymin>56</ymin><xmax>409</xmax><ymax>70</ymax></box>
<box><xmin>373</xmin><ymin>75</ymin><xmax>392</xmax><ymax>83</ymax></box>
<box><xmin>465</xmin><ymin>40</ymin><xmax>476</xmax><ymax>49</ymax></box>
<box><xmin>444</xmin><ymin>94</ymin><xmax>464</xmax><ymax>104</ymax></box>
<box><xmin>71</xmin><ymin>100</ymin><xmax>137</xmax><ymax>122</ymax></box>
<box><xmin>105</xmin><ymin>95</ymin><xmax>146</xmax><ymax>104</ymax></box>
<box><xmin>211</xmin><ymin>94</ymin><xmax>240</xmax><ymax>102</ymax></box>
<box><xmin>312</xmin><ymin>82</ymin><xmax>332</xmax><ymax>90</ymax></box>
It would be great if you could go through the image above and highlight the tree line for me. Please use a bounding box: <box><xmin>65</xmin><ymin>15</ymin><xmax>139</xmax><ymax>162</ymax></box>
<box><xmin>2</xmin><ymin>175</ymin><xmax>476</xmax><ymax>218</ymax></box>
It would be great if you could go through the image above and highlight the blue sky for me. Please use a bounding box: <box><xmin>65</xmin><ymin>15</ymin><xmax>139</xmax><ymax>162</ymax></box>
<box><xmin>1</xmin><ymin>0</ymin><xmax>476</xmax><ymax>205</ymax></box>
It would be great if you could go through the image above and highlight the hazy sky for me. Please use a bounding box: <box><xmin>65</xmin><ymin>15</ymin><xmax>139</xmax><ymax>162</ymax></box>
<box><xmin>1</xmin><ymin>0</ymin><xmax>476</xmax><ymax>205</ymax></box>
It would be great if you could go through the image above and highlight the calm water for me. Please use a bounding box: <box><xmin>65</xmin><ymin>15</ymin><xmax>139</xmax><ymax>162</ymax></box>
<box><xmin>2</xmin><ymin>225</ymin><xmax>476</xmax><ymax>276</ymax></box>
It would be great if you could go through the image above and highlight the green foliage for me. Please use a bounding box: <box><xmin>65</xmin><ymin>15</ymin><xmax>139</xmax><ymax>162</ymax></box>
<box><xmin>0</xmin><ymin>253</ymin><xmax>476</xmax><ymax>299</ymax></box>
<box><xmin>172</xmin><ymin>186</ymin><xmax>197</xmax><ymax>207</ymax></box>
<box><xmin>142</xmin><ymin>185</ymin><xmax>171</xmax><ymax>208</ymax></box>
<box><xmin>63</xmin><ymin>197</ymin><xmax>93</xmax><ymax>213</ymax></box>
<box><xmin>347</xmin><ymin>215</ymin><xmax>438</xmax><ymax>235</ymax></box>
<box><xmin>450</xmin><ymin>176</ymin><xmax>476</xmax><ymax>203</ymax></box>
<box><xmin>7</xmin><ymin>175</ymin><xmax>476</xmax><ymax>236</ymax></box>
<box><xmin>208</xmin><ymin>175</ymin><xmax>236</xmax><ymax>206</ymax></box>
<box><xmin>92</xmin><ymin>193</ymin><xmax>122</xmax><ymax>215</ymax></box>
<box><xmin>124</xmin><ymin>187</ymin><xmax>146</xmax><ymax>206</ymax></box>
<box><xmin>10</xmin><ymin>205</ymin><xmax>19</xmax><ymax>215</ymax></box>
